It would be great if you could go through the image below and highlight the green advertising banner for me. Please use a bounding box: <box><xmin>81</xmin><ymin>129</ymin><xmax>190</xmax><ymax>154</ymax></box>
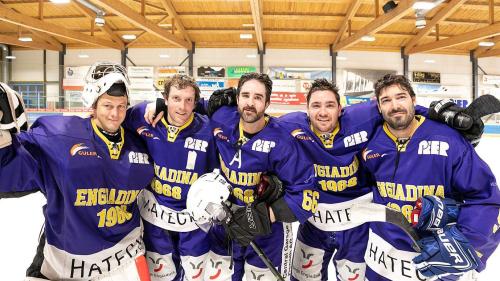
<box><xmin>227</xmin><ymin>66</ymin><xmax>257</xmax><ymax>78</ymax></box>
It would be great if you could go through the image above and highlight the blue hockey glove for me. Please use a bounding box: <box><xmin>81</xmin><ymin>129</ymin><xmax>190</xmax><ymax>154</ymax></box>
<box><xmin>411</xmin><ymin>195</ymin><xmax>459</xmax><ymax>231</ymax></box>
<box><xmin>413</xmin><ymin>225</ymin><xmax>481</xmax><ymax>279</ymax></box>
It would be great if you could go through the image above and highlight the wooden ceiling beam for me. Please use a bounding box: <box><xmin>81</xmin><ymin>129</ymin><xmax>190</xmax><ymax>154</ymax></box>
<box><xmin>333</xmin><ymin>0</ymin><xmax>362</xmax><ymax>46</ymax></box>
<box><xmin>21</xmin><ymin>12</ymin><xmax>489</xmax><ymax>26</ymax></box>
<box><xmin>9</xmin><ymin>6</ymin><xmax>63</xmax><ymax>50</ymax></box>
<box><xmin>158</xmin><ymin>0</ymin><xmax>191</xmax><ymax>44</ymax></box>
<box><xmin>477</xmin><ymin>48</ymin><xmax>500</xmax><ymax>58</ymax></box>
<box><xmin>404</xmin><ymin>0</ymin><xmax>466</xmax><ymax>53</ymax></box>
<box><xmin>131</xmin><ymin>0</ymin><xmax>165</xmax><ymax>12</ymax></box>
<box><xmin>72</xmin><ymin>1</ymin><xmax>124</xmax><ymax>49</ymax></box>
<box><xmin>19</xmin><ymin>27</ymin><xmax>453</xmax><ymax>39</ymax></box>
<box><xmin>249</xmin><ymin>0</ymin><xmax>264</xmax><ymax>51</ymax></box>
<box><xmin>461</xmin><ymin>2</ymin><xmax>500</xmax><ymax>10</ymax></box>
<box><xmin>473</xmin><ymin>35</ymin><xmax>500</xmax><ymax>57</ymax></box>
<box><xmin>489</xmin><ymin>0</ymin><xmax>494</xmax><ymax>24</ymax></box>
<box><xmin>126</xmin><ymin>15</ymin><xmax>170</xmax><ymax>47</ymax></box>
<box><xmin>0</xmin><ymin>3</ymin><xmax>122</xmax><ymax>49</ymax></box>
<box><xmin>90</xmin><ymin>0</ymin><xmax>190</xmax><ymax>49</ymax></box>
<box><xmin>38</xmin><ymin>0</ymin><xmax>43</xmax><ymax>19</ymax></box>
<box><xmin>408</xmin><ymin>22</ymin><xmax>500</xmax><ymax>54</ymax></box>
<box><xmin>0</xmin><ymin>33</ymin><xmax>60</xmax><ymax>51</ymax></box>
<box><xmin>29</xmin><ymin>29</ymin><xmax>63</xmax><ymax>50</ymax></box>
<box><xmin>333</xmin><ymin>0</ymin><xmax>416</xmax><ymax>51</ymax></box>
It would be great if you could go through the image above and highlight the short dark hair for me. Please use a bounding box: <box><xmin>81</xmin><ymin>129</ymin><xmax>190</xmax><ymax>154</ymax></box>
<box><xmin>374</xmin><ymin>74</ymin><xmax>415</xmax><ymax>101</ymax></box>
<box><xmin>306</xmin><ymin>78</ymin><xmax>340</xmax><ymax>104</ymax></box>
<box><xmin>237</xmin><ymin>72</ymin><xmax>273</xmax><ymax>103</ymax></box>
<box><xmin>163</xmin><ymin>75</ymin><xmax>200</xmax><ymax>102</ymax></box>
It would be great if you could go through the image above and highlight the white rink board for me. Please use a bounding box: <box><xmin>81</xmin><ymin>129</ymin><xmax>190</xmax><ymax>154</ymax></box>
<box><xmin>1</xmin><ymin>137</ymin><xmax>499</xmax><ymax>280</ymax></box>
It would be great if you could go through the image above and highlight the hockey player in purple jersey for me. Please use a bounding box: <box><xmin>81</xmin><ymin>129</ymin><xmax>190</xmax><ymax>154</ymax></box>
<box><xmin>0</xmin><ymin>63</ymin><xmax>154</xmax><ymax>281</ymax></box>
<box><xmin>277</xmin><ymin>79</ymin><xmax>379</xmax><ymax>281</ymax></box>
<box><xmin>199</xmin><ymin>73</ymin><xmax>315</xmax><ymax>280</ymax></box>
<box><xmin>145</xmin><ymin>73</ymin><xmax>316</xmax><ymax>280</ymax></box>
<box><xmin>361</xmin><ymin>74</ymin><xmax>500</xmax><ymax>281</ymax></box>
<box><xmin>124</xmin><ymin>75</ymin><xmax>218</xmax><ymax>281</ymax></box>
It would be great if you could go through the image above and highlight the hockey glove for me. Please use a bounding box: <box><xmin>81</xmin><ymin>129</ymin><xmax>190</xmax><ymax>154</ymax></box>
<box><xmin>256</xmin><ymin>174</ymin><xmax>284</xmax><ymax>205</ymax></box>
<box><xmin>429</xmin><ymin>99</ymin><xmax>473</xmax><ymax>130</ymax></box>
<box><xmin>411</xmin><ymin>196</ymin><xmax>459</xmax><ymax>232</ymax></box>
<box><xmin>413</xmin><ymin>225</ymin><xmax>481</xmax><ymax>279</ymax></box>
<box><xmin>207</xmin><ymin>87</ymin><xmax>237</xmax><ymax>117</ymax></box>
<box><xmin>223</xmin><ymin>201</ymin><xmax>272</xmax><ymax>246</ymax></box>
<box><xmin>0</xmin><ymin>83</ymin><xmax>27</xmax><ymax>148</ymax></box>
<box><xmin>429</xmin><ymin>98</ymin><xmax>488</xmax><ymax>147</ymax></box>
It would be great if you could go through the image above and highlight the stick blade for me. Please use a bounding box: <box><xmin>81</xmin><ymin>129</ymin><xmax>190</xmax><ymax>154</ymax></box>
<box><xmin>351</xmin><ymin>203</ymin><xmax>421</xmax><ymax>252</ymax></box>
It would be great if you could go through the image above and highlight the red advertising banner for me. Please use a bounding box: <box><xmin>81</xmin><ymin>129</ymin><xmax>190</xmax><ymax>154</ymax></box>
<box><xmin>270</xmin><ymin>92</ymin><xmax>306</xmax><ymax>105</ymax></box>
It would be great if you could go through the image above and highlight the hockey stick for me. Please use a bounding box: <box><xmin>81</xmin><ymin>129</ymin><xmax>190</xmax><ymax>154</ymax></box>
<box><xmin>350</xmin><ymin>203</ymin><xmax>421</xmax><ymax>252</ymax></box>
<box><xmin>249</xmin><ymin>241</ymin><xmax>285</xmax><ymax>281</ymax></box>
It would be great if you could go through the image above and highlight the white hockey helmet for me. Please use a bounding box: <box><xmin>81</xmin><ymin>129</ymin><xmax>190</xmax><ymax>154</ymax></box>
<box><xmin>82</xmin><ymin>62</ymin><xmax>130</xmax><ymax>108</ymax></box>
<box><xmin>187</xmin><ymin>169</ymin><xmax>232</xmax><ymax>230</ymax></box>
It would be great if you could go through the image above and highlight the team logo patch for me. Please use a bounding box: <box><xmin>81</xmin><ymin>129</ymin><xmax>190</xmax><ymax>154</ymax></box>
<box><xmin>362</xmin><ymin>149</ymin><xmax>380</xmax><ymax>161</ymax></box>
<box><xmin>250</xmin><ymin>270</ymin><xmax>265</xmax><ymax>280</ymax></box>
<box><xmin>343</xmin><ymin>131</ymin><xmax>368</xmax><ymax>148</ymax></box>
<box><xmin>300</xmin><ymin>249</ymin><xmax>314</xmax><ymax>269</ymax></box>
<box><xmin>346</xmin><ymin>264</ymin><xmax>360</xmax><ymax>281</ymax></box>
<box><xmin>291</xmin><ymin>129</ymin><xmax>313</xmax><ymax>141</ymax></box>
<box><xmin>136</xmin><ymin>126</ymin><xmax>159</xmax><ymax>140</ymax></box>
<box><xmin>208</xmin><ymin>259</ymin><xmax>223</xmax><ymax>280</ymax></box>
<box><xmin>213</xmin><ymin>127</ymin><xmax>228</xmax><ymax>141</ymax></box>
<box><xmin>190</xmin><ymin>261</ymin><xmax>204</xmax><ymax>279</ymax></box>
<box><xmin>149</xmin><ymin>257</ymin><xmax>167</xmax><ymax>273</ymax></box>
<box><xmin>70</xmin><ymin>143</ymin><xmax>98</xmax><ymax>157</ymax></box>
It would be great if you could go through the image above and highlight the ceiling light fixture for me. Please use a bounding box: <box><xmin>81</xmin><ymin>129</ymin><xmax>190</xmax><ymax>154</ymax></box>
<box><xmin>240</xmin><ymin>33</ymin><xmax>253</xmax><ymax>39</ymax></box>
<box><xmin>478</xmin><ymin>41</ymin><xmax>495</xmax><ymax>47</ymax></box>
<box><xmin>416</xmin><ymin>17</ymin><xmax>426</xmax><ymax>29</ymax></box>
<box><xmin>413</xmin><ymin>1</ymin><xmax>437</xmax><ymax>10</ymax></box>
<box><xmin>122</xmin><ymin>34</ymin><xmax>137</xmax><ymax>40</ymax></box>
<box><xmin>18</xmin><ymin>36</ymin><xmax>33</xmax><ymax>42</ymax></box>
<box><xmin>95</xmin><ymin>13</ymin><xmax>105</xmax><ymax>27</ymax></box>
<box><xmin>361</xmin><ymin>35</ymin><xmax>375</xmax><ymax>42</ymax></box>
<box><xmin>5</xmin><ymin>55</ymin><xmax>16</xmax><ymax>59</ymax></box>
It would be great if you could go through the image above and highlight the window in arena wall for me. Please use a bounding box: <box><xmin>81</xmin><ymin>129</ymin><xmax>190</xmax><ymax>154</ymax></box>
<box><xmin>9</xmin><ymin>82</ymin><xmax>46</xmax><ymax>110</ymax></box>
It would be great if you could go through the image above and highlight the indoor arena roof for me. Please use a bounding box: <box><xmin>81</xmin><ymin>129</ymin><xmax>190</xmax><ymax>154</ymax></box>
<box><xmin>0</xmin><ymin>0</ymin><xmax>499</xmax><ymax>57</ymax></box>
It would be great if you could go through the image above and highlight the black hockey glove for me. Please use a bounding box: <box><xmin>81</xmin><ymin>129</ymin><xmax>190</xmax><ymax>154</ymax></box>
<box><xmin>207</xmin><ymin>87</ymin><xmax>237</xmax><ymax>117</ymax></box>
<box><xmin>1</xmin><ymin>83</ymin><xmax>28</xmax><ymax>148</ymax></box>
<box><xmin>155</xmin><ymin>97</ymin><xmax>167</xmax><ymax>116</ymax></box>
<box><xmin>257</xmin><ymin>174</ymin><xmax>297</xmax><ymax>223</ymax></box>
<box><xmin>256</xmin><ymin>174</ymin><xmax>284</xmax><ymax>205</ymax></box>
<box><xmin>0</xmin><ymin>83</ymin><xmax>27</xmax><ymax>133</ymax></box>
<box><xmin>223</xmin><ymin>202</ymin><xmax>272</xmax><ymax>246</ymax></box>
<box><xmin>429</xmin><ymin>99</ymin><xmax>483</xmax><ymax>146</ymax></box>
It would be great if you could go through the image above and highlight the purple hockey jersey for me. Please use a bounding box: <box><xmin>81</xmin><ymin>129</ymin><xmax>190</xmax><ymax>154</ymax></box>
<box><xmin>124</xmin><ymin>102</ymin><xmax>218</xmax><ymax>232</ymax></box>
<box><xmin>0</xmin><ymin>116</ymin><xmax>154</xmax><ymax>280</ymax></box>
<box><xmin>278</xmin><ymin>101</ymin><xmax>380</xmax><ymax>231</ymax></box>
<box><xmin>211</xmin><ymin>106</ymin><xmax>315</xmax><ymax>223</ymax></box>
<box><xmin>362</xmin><ymin>116</ymin><xmax>500</xmax><ymax>279</ymax></box>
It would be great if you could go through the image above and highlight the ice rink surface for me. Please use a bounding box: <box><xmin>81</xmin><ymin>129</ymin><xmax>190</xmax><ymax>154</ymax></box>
<box><xmin>1</xmin><ymin>137</ymin><xmax>499</xmax><ymax>280</ymax></box>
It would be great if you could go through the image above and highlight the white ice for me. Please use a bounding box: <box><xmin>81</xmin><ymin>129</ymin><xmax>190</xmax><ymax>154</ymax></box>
<box><xmin>1</xmin><ymin>137</ymin><xmax>499</xmax><ymax>280</ymax></box>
